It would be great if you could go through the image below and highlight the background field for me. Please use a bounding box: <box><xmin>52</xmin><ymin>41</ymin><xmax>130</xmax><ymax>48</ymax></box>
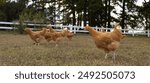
<box><xmin>0</xmin><ymin>31</ymin><xmax>150</xmax><ymax>66</ymax></box>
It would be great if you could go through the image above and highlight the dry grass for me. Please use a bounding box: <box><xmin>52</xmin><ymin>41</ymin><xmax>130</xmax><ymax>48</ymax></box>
<box><xmin>0</xmin><ymin>31</ymin><xmax>150</xmax><ymax>66</ymax></box>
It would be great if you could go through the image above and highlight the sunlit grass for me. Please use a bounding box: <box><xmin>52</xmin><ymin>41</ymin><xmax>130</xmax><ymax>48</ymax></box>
<box><xmin>0</xmin><ymin>31</ymin><xmax>150</xmax><ymax>66</ymax></box>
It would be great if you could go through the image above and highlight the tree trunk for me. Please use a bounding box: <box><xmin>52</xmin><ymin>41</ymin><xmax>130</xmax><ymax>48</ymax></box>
<box><xmin>77</xmin><ymin>13</ymin><xmax>82</xmax><ymax>26</ymax></box>
<box><xmin>72</xmin><ymin>7</ymin><xmax>76</xmax><ymax>25</ymax></box>
<box><xmin>108</xmin><ymin>0</ymin><xmax>111</xmax><ymax>28</ymax></box>
<box><xmin>145</xmin><ymin>17</ymin><xmax>148</xmax><ymax>30</ymax></box>
<box><xmin>53</xmin><ymin>0</ymin><xmax>56</xmax><ymax>25</ymax></box>
<box><xmin>105</xmin><ymin>0</ymin><xmax>108</xmax><ymax>27</ymax></box>
<box><xmin>83</xmin><ymin>0</ymin><xmax>87</xmax><ymax>26</ymax></box>
<box><xmin>72</xmin><ymin>0</ymin><xmax>76</xmax><ymax>25</ymax></box>
<box><xmin>121</xmin><ymin>0</ymin><xmax>126</xmax><ymax>29</ymax></box>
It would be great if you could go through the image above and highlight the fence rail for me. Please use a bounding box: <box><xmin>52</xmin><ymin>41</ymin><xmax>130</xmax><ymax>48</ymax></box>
<box><xmin>0</xmin><ymin>21</ymin><xmax>149</xmax><ymax>37</ymax></box>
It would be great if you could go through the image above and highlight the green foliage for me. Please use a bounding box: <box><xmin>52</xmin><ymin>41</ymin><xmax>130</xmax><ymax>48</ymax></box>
<box><xmin>0</xmin><ymin>0</ymin><xmax>26</xmax><ymax>21</ymax></box>
<box><xmin>0</xmin><ymin>0</ymin><xmax>8</xmax><ymax>6</ymax></box>
<box><xmin>17</xmin><ymin>9</ymin><xmax>45</xmax><ymax>34</ymax></box>
<box><xmin>0</xmin><ymin>10</ymin><xmax>6</xmax><ymax>21</ymax></box>
<box><xmin>18</xmin><ymin>13</ymin><xmax>26</xmax><ymax>34</ymax></box>
<box><xmin>88</xmin><ymin>0</ymin><xmax>105</xmax><ymax>26</ymax></box>
<box><xmin>138</xmin><ymin>2</ymin><xmax>150</xmax><ymax>29</ymax></box>
<box><xmin>33</xmin><ymin>12</ymin><xmax>45</xmax><ymax>23</ymax></box>
<box><xmin>0</xmin><ymin>0</ymin><xmax>150</xmax><ymax>30</ymax></box>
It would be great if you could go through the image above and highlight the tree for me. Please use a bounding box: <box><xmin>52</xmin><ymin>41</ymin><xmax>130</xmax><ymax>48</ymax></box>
<box><xmin>0</xmin><ymin>0</ymin><xmax>9</xmax><ymax>6</ymax></box>
<box><xmin>0</xmin><ymin>0</ymin><xmax>29</xmax><ymax>21</ymax></box>
<box><xmin>139</xmin><ymin>1</ymin><xmax>150</xmax><ymax>29</ymax></box>
<box><xmin>1</xmin><ymin>0</ymin><xmax>149</xmax><ymax>30</ymax></box>
<box><xmin>87</xmin><ymin>0</ymin><xmax>106</xmax><ymax>26</ymax></box>
<box><xmin>104</xmin><ymin>0</ymin><xmax>111</xmax><ymax>28</ymax></box>
<box><xmin>115</xmin><ymin>0</ymin><xmax>138</xmax><ymax>29</ymax></box>
<box><xmin>18</xmin><ymin>13</ymin><xmax>26</xmax><ymax>34</ymax></box>
<box><xmin>62</xmin><ymin>0</ymin><xmax>77</xmax><ymax>25</ymax></box>
<box><xmin>83</xmin><ymin>0</ymin><xmax>88</xmax><ymax>26</ymax></box>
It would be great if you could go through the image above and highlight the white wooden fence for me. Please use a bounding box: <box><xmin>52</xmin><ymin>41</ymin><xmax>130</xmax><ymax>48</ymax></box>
<box><xmin>0</xmin><ymin>21</ymin><xmax>150</xmax><ymax>37</ymax></box>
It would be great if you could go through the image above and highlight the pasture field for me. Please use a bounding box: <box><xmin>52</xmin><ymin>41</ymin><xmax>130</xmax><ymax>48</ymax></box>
<box><xmin>0</xmin><ymin>31</ymin><xmax>150</xmax><ymax>66</ymax></box>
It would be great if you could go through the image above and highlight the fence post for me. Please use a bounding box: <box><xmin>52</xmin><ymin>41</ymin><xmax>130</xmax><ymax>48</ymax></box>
<box><xmin>132</xmin><ymin>29</ymin><xmax>134</xmax><ymax>37</ymax></box>
<box><xmin>73</xmin><ymin>26</ymin><xmax>76</xmax><ymax>34</ymax></box>
<box><xmin>100</xmin><ymin>27</ymin><xmax>102</xmax><ymax>32</ymax></box>
<box><xmin>123</xmin><ymin>29</ymin><xmax>125</xmax><ymax>34</ymax></box>
<box><xmin>148</xmin><ymin>29</ymin><xmax>150</xmax><ymax>37</ymax></box>
<box><xmin>69</xmin><ymin>25</ymin><xmax>73</xmax><ymax>33</ymax></box>
<box><xmin>106</xmin><ymin>27</ymin><xmax>108</xmax><ymax>32</ymax></box>
<box><xmin>95</xmin><ymin>26</ymin><xmax>98</xmax><ymax>31</ymax></box>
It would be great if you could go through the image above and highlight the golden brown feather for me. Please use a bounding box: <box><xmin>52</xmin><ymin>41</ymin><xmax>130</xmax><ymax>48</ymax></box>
<box><xmin>85</xmin><ymin>24</ymin><xmax>124</xmax><ymax>61</ymax></box>
<box><xmin>24</xmin><ymin>28</ymin><xmax>46</xmax><ymax>45</ymax></box>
